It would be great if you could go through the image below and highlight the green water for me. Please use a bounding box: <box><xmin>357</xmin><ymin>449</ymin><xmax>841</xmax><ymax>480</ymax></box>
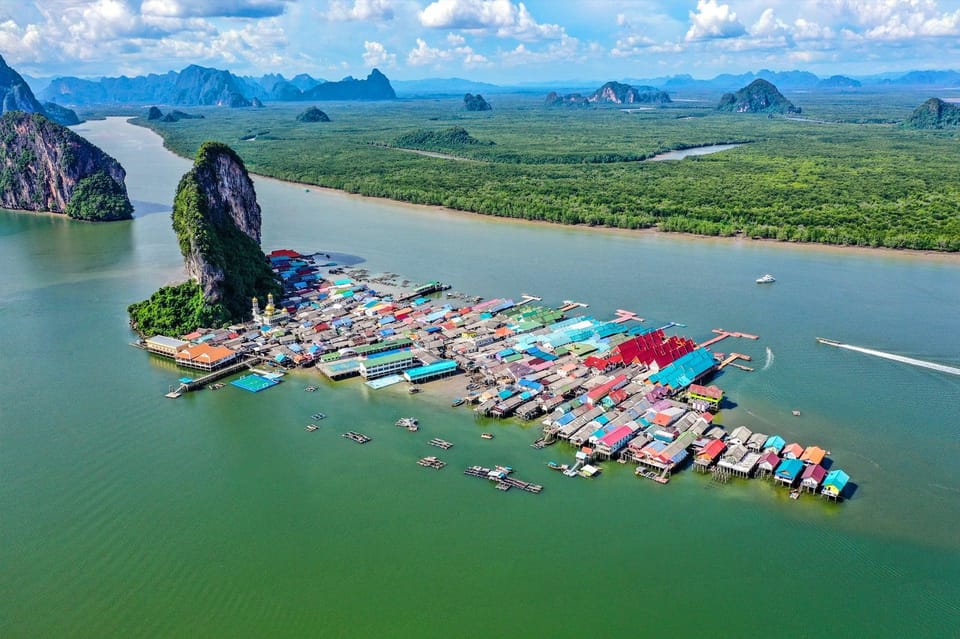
<box><xmin>2</xmin><ymin>118</ymin><xmax>959</xmax><ymax>637</ymax></box>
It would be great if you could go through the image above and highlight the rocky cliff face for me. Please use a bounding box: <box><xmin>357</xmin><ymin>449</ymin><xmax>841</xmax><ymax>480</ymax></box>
<box><xmin>172</xmin><ymin>141</ymin><xmax>277</xmax><ymax>317</ymax></box>
<box><xmin>0</xmin><ymin>54</ymin><xmax>45</xmax><ymax>114</ymax></box>
<box><xmin>0</xmin><ymin>54</ymin><xmax>81</xmax><ymax>125</ymax></box>
<box><xmin>0</xmin><ymin>111</ymin><xmax>132</xmax><ymax>219</ymax></box>
<box><xmin>546</xmin><ymin>82</ymin><xmax>670</xmax><ymax>106</ymax></box>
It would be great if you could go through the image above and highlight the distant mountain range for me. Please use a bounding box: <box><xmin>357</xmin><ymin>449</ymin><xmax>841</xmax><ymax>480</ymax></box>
<box><xmin>22</xmin><ymin>65</ymin><xmax>960</xmax><ymax>107</ymax></box>
<box><xmin>39</xmin><ymin>66</ymin><xmax>395</xmax><ymax>106</ymax></box>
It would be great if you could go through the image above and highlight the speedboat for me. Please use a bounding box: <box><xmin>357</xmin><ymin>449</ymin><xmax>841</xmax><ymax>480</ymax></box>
<box><xmin>756</xmin><ymin>274</ymin><xmax>776</xmax><ymax>284</ymax></box>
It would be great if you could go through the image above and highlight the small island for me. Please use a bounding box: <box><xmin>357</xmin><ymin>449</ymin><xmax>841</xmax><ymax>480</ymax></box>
<box><xmin>296</xmin><ymin>106</ymin><xmax>330</xmax><ymax>122</ymax></box>
<box><xmin>716</xmin><ymin>79</ymin><xmax>800</xmax><ymax>114</ymax></box>
<box><xmin>463</xmin><ymin>93</ymin><xmax>491</xmax><ymax>111</ymax></box>
<box><xmin>128</xmin><ymin>141</ymin><xmax>280</xmax><ymax>336</ymax></box>
<box><xmin>904</xmin><ymin>97</ymin><xmax>960</xmax><ymax>128</ymax></box>
<box><xmin>546</xmin><ymin>81</ymin><xmax>671</xmax><ymax>106</ymax></box>
<box><xmin>0</xmin><ymin>111</ymin><xmax>132</xmax><ymax>220</ymax></box>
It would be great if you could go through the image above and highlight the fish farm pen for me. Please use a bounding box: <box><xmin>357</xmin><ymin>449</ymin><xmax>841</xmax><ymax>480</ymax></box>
<box><xmin>137</xmin><ymin>248</ymin><xmax>852</xmax><ymax>503</ymax></box>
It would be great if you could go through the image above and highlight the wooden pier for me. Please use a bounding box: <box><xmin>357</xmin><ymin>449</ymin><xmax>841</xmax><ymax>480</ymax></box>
<box><xmin>698</xmin><ymin>328</ymin><xmax>760</xmax><ymax>349</ymax></box>
<box><xmin>164</xmin><ymin>356</ymin><xmax>256</xmax><ymax>397</ymax></box>
<box><xmin>558</xmin><ymin>300</ymin><xmax>588</xmax><ymax>312</ymax></box>
<box><xmin>718</xmin><ymin>352</ymin><xmax>753</xmax><ymax>370</ymax></box>
<box><xmin>611</xmin><ymin>309</ymin><xmax>644</xmax><ymax>324</ymax></box>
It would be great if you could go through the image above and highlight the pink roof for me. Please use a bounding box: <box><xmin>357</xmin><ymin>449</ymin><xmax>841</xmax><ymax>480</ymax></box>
<box><xmin>801</xmin><ymin>464</ymin><xmax>827</xmax><ymax>482</ymax></box>
<box><xmin>599</xmin><ymin>425</ymin><xmax>634</xmax><ymax>446</ymax></box>
<box><xmin>783</xmin><ymin>442</ymin><xmax>805</xmax><ymax>458</ymax></box>
<box><xmin>759</xmin><ymin>451</ymin><xmax>781</xmax><ymax>468</ymax></box>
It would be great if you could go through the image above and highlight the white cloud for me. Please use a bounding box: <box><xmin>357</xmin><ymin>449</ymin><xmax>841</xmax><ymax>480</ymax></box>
<box><xmin>419</xmin><ymin>0</ymin><xmax>564</xmax><ymax>41</ymax></box>
<box><xmin>821</xmin><ymin>0</ymin><xmax>960</xmax><ymax>39</ymax></box>
<box><xmin>326</xmin><ymin>0</ymin><xmax>394</xmax><ymax>21</ymax></box>
<box><xmin>141</xmin><ymin>0</ymin><xmax>288</xmax><ymax>19</ymax></box>
<box><xmin>792</xmin><ymin>18</ymin><xmax>834</xmax><ymax>41</ymax></box>
<box><xmin>750</xmin><ymin>8</ymin><xmax>787</xmax><ymax>38</ymax></box>
<box><xmin>500</xmin><ymin>33</ymin><xmax>582</xmax><ymax>66</ymax></box>
<box><xmin>362</xmin><ymin>40</ymin><xmax>395</xmax><ymax>66</ymax></box>
<box><xmin>406</xmin><ymin>37</ymin><xmax>489</xmax><ymax>67</ymax></box>
<box><xmin>685</xmin><ymin>0</ymin><xmax>745</xmax><ymax>41</ymax></box>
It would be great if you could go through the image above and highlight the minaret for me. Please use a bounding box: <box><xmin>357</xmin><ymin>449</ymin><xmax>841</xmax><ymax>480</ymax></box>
<box><xmin>251</xmin><ymin>296</ymin><xmax>261</xmax><ymax>321</ymax></box>
<box><xmin>264</xmin><ymin>293</ymin><xmax>276</xmax><ymax>316</ymax></box>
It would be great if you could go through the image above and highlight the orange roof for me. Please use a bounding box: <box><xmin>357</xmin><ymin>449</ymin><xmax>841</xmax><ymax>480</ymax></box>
<box><xmin>800</xmin><ymin>446</ymin><xmax>826</xmax><ymax>465</ymax></box>
<box><xmin>652</xmin><ymin>412</ymin><xmax>673</xmax><ymax>426</ymax></box>
<box><xmin>495</xmin><ymin>327</ymin><xmax>513</xmax><ymax>337</ymax></box>
<box><xmin>175</xmin><ymin>342</ymin><xmax>236</xmax><ymax>364</ymax></box>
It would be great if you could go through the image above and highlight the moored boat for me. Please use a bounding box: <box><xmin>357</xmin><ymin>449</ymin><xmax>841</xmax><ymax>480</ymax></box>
<box><xmin>756</xmin><ymin>273</ymin><xmax>776</xmax><ymax>284</ymax></box>
<box><xmin>480</xmin><ymin>432</ymin><xmax>494</xmax><ymax>439</ymax></box>
<box><xmin>451</xmin><ymin>397</ymin><xmax>465</xmax><ymax>407</ymax></box>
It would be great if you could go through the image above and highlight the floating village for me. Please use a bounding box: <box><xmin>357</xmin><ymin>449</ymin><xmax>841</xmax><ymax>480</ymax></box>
<box><xmin>137</xmin><ymin>249</ymin><xmax>851</xmax><ymax>502</ymax></box>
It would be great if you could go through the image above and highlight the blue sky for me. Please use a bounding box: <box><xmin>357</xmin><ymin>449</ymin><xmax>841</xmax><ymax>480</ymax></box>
<box><xmin>2</xmin><ymin>0</ymin><xmax>960</xmax><ymax>82</ymax></box>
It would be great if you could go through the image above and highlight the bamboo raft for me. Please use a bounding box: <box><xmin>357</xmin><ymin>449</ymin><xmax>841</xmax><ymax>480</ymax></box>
<box><xmin>427</xmin><ymin>438</ymin><xmax>454</xmax><ymax>450</ymax></box>
<box><xmin>342</xmin><ymin>431</ymin><xmax>371</xmax><ymax>444</ymax></box>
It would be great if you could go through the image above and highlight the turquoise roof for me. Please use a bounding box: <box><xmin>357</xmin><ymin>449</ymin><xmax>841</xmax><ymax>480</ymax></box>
<box><xmin>824</xmin><ymin>469</ymin><xmax>850</xmax><ymax>490</ymax></box>
<box><xmin>775</xmin><ymin>458</ymin><xmax>804</xmax><ymax>480</ymax></box>
<box><xmin>647</xmin><ymin>348</ymin><xmax>716</xmax><ymax>390</ymax></box>
<box><xmin>405</xmin><ymin>360</ymin><xmax>457</xmax><ymax>381</ymax></box>
<box><xmin>764</xmin><ymin>435</ymin><xmax>786</xmax><ymax>451</ymax></box>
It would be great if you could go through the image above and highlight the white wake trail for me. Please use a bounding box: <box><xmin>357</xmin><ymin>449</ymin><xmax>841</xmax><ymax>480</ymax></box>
<box><xmin>762</xmin><ymin>347</ymin><xmax>774</xmax><ymax>371</ymax></box>
<box><xmin>830</xmin><ymin>342</ymin><xmax>960</xmax><ymax>376</ymax></box>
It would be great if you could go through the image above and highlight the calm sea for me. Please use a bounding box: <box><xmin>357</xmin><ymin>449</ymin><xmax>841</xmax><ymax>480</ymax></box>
<box><xmin>1</xmin><ymin>118</ymin><xmax>958</xmax><ymax>638</ymax></box>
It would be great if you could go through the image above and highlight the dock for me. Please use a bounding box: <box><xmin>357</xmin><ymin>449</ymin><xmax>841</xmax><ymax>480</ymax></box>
<box><xmin>342</xmin><ymin>431</ymin><xmax>372</xmax><ymax>444</ymax></box>
<box><xmin>427</xmin><ymin>438</ymin><xmax>454</xmax><ymax>450</ymax></box>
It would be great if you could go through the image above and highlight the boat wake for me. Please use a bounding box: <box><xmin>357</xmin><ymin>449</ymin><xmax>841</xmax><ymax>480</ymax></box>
<box><xmin>762</xmin><ymin>347</ymin><xmax>774</xmax><ymax>371</ymax></box>
<box><xmin>824</xmin><ymin>341</ymin><xmax>960</xmax><ymax>376</ymax></box>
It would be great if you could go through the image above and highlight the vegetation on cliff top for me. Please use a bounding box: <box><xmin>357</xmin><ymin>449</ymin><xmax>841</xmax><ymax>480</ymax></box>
<box><xmin>66</xmin><ymin>170</ymin><xmax>134</xmax><ymax>220</ymax></box>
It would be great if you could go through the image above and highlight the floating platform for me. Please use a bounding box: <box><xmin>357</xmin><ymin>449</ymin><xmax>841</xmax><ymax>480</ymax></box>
<box><xmin>428</xmin><ymin>438</ymin><xmax>453</xmax><ymax>450</ymax></box>
<box><xmin>365</xmin><ymin>374</ymin><xmax>404</xmax><ymax>389</ymax></box>
<box><xmin>417</xmin><ymin>456</ymin><xmax>446</xmax><ymax>469</ymax></box>
<box><xmin>231</xmin><ymin>373</ymin><xmax>280</xmax><ymax>393</ymax></box>
<box><xmin>342</xmin><ymin>431</ymin><xmax>371</xmax><ymax>444</ymax></box>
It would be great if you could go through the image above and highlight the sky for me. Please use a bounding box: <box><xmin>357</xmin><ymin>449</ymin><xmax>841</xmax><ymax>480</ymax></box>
<box><xmin>1</xmin><ymin>0</ymin><xmax>960</xmax><ymax>82</ymax></box>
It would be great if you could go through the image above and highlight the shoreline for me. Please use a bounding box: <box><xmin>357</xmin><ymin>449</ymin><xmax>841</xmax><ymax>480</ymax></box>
<box><xmin>124</xmin><ymin>117</ymin><xmax>960</xmax><ymax>261</ymax></box>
